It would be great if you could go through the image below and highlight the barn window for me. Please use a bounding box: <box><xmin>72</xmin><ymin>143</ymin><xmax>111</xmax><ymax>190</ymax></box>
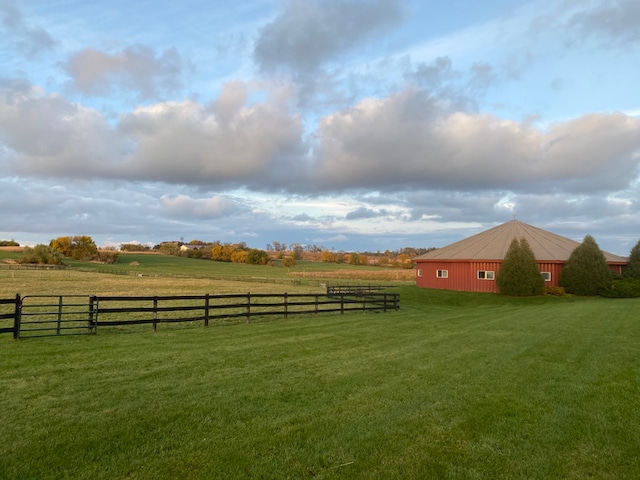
<box><xmin>417</xmin><ymin>269</ymin><xmax>423</xmax><ymax>277</ymax></box>
<box><xmin>436</xmin><ymin>269</ymin><xmax>448</xmax><ymax>278</ymax></box>
<box><xmin>541</xmin><ymin>272</ymin><xmax>551</xmax><ymax>281</ymax></box>
<box><xmin>477</xmin><ymin>270</ymin><xmax>495</xmax><ymax>280</ymax></box>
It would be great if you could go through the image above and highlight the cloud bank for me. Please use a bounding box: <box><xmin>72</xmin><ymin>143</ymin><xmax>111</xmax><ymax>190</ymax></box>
<box><xmin>0</xmin><ymin>0</ymin><xmax>639</xmax><ymax>255</ymax></box>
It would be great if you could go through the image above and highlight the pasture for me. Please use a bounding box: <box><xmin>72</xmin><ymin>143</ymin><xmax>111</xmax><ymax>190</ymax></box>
<box><xmin>1</xmin><ymin>256</ymin><xmax>639</xmax><ymax>478</ymax></box>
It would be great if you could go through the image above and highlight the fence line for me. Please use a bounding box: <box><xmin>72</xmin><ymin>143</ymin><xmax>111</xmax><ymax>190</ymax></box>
<box><xmin>1</xmin><ymin>291</ymin><xmax>400</xmax><ymax>339</ymax></box>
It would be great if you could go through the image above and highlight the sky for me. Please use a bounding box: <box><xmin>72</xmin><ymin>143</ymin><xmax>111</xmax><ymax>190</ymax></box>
<box><xmin>1</xmin><ymin>0</ymin><xmax>639</xmax><ymax>255</ymax></box>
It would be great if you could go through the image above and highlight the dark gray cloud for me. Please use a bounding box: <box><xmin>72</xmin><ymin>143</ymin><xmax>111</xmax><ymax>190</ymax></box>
<box><xmin>345</xmin><ymin>207</ymin><xmax>382</xmax><ymax>220</ymax></box>
<box><xmin>0</xmin><ymin>1</ymin><xmax>56</xmax><ymax>58</ymax></box>
<box><xmin>291</xmin><ymin>213</ymin><xmax>314</xmax><ymax>222</ymax></box>
<box><xmin>254</xmin><ymin>0</ymin><xmax>404</xmax><ymax>76</ymax></box>
<box><xmin>568</xmin><ymin>0</ymin><xmax>640</xmax><ymax>45</ymax></box>
<box><xmin>404</xmin><ymin>57</ymin><xmax>497</xmax><ymax>113</ymax></box>
<box><xmin>64</xmin><ymin>45</ymin><xmax>184</xmax><ymax>99</ymax></box>
<box><xmin>161</xmin><ymin>194</ymin><xmax>247</xmax><ymax>219</ymax></box>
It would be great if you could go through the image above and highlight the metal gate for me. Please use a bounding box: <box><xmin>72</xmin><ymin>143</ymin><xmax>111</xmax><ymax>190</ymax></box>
<box><xmin>19</xmin><ymin>295</ymin><xmax>97</xmax><ymax>338</ymax></box>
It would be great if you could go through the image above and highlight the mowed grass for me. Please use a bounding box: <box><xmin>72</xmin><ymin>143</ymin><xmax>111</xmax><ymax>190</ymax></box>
<box><xmin>0</xmin><ymin>256</ymin><xmax>637</xmax><ymax>477</ymax></box>
<box><xmin>1</xmin><ymin>275</ymin><xmax>639</xmax><ymax>479</ymax></box>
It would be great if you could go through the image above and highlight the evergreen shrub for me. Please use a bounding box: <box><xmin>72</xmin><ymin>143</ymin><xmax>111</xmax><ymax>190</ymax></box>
<box><xmin>497</xmin><ymin>238</ymin><xmax>545</xmax><ymax>296</ymax></box>
<box><xmin>560</xmin><ymin>235</ymin><xmax>611</xmax><ymax>295</ymax></box>
<box><xmin>599</xmin><ymin>278</ymin><xmax>640</xmax><ymax>298</ymax></box>
<box><xmin>625</xmin><ymin>239</ymin><xmax>640</xmax><ymax>279</ymax></box>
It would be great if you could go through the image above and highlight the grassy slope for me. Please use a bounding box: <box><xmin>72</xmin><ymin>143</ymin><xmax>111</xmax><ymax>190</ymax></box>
<box><xmin>1</xmin><ymin>284</ymin><xmax>639</xmax><ymax>479</ymax></box>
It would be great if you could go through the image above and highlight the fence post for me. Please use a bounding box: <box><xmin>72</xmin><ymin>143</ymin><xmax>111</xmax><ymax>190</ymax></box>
<box><xmin>13</xmin><ymin>293</ymin><xmax>21</xmax><ymax>340</ymax></box>
<box><xmin>315</xmin><ymin>294</ymin><xmax>318</xmax><ymax>316</ymax></box>
<box><xmin>246</xmin><ymin>293</ymin><xmax>251</xmax><ymax>324</ymax></box>
<box><xmin>204</xmin><ymin>294</ymin><xmax>209</xmax><ymax>327</ymax></box>
<box><xmin>153</xmin><ymin>297</ymin><xmax>158</xmax><ymax>332</ymax></box>
<box><xmin>56</xmin><ymin>296</ymin><xmax>63</xmax><ymax>336</ymax></box>
<box><xmin>340</xmin><ymin>294</ymin><xmax>344</xmax><ymax>315</ymax></box>
<box><xmin>284</xmin><ymin>292</ymin><xmax>288</xmax><ymax>319</ymax></box>
<box><xmin>88</xmin><ymin>296</ymin><xmax>96</xmax><ymax>333</ymax></box>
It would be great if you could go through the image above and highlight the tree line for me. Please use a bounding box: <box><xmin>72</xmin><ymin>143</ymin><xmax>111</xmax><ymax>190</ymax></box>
<box><xmin>17</xmin><ymin>236</ymin><xmax>118</xmax><ymax>265</ymax></box>
<box><xmin>11</xmin><ymin>235</ymin><xmax>432</xmax><ymax>269</ymax></box>
<box><xmin>120</xmin><ymin>240</ymin><xmax>433</xmax><ymax>268</ymax></box>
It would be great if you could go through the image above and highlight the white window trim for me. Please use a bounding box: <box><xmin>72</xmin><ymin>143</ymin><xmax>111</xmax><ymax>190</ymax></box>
<box><xmin>417</xmin><ymin>269</ymin><xmax>423</xmax><ymax>277</ymax></box>
<box><xmin>477</xmin><ymin>270</ymin><xmax>495</xmax><ymax>280</ymax></box>
<box><xmin>436</xmin><ymin>269</ymin><xmax>448</xmax><ymax>278</ymax></box>
<box><xmin>541</xmin><ymin>272</ymin><xmax>552</xmax><ymax>281</ymax></box>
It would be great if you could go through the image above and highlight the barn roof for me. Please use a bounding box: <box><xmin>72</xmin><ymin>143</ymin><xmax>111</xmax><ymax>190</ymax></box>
<box><xmin>414</xmin><ymin>219</ymin><xmax>628</xmax><ymax>263</ymax></box>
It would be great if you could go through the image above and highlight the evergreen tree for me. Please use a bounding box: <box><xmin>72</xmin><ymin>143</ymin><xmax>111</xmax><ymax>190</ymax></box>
<box><xmin>560</xmin><ymin>235</ymin><xmax>611</xmax><ymax>295</ymax></box>
<box><xmin>625</xmin><ymin>239</ymin><xmax>640</xmax><ymax>279</ymax></box>
<box><xmin>497</xmin><ymin>237</ymin><xmax>545</xmax><ymax>296</ymax></box>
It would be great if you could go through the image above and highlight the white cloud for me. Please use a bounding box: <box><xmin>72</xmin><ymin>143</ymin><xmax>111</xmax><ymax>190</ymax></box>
<box><xmin>311</xmin><ymin>90</ymin><xmax>640</xmax><ymax>193</ymax></box>
<box><xmin>118</xmin><ymin>93</ymin><xmax>305</xmax><ymax>187</ymax></box>
<box><xmin>161</xmin><ymin>194</ymin><xmax>243</xmax><ymax>219</ymax></box>
<box><xmin>0</xmin><ymin>86</ymin><xmax>126</xmax><ymax>178</ymax></box>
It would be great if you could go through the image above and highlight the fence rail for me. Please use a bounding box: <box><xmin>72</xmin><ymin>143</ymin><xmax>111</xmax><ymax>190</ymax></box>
<box><xmin>0</xmin><ymin>291</ymin><xmax>400</xmax><ymax>339</ymax></box>
<box><xmin>326</xmin><ymin>285</ymin><xmax>396</xmax><ymax>296</ymax></box>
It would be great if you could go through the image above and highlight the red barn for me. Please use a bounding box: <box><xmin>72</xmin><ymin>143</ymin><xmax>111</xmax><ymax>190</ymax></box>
<box><xmin>413</xmin><ymin>219</ymin><xmax>628</xmax><ymax>292</ymax></box>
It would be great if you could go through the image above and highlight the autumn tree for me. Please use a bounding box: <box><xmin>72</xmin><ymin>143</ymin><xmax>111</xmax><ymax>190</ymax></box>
<box><xmin>19</xmin><ymin>245</ymin><xmax>65</xmax><ymax>265</ymax></box>
<box><xmin>560</xmin><ymin>235</ymin><xmax>611</xmax><ymax>295</ymax></box>
<box><xmin>496</xmin><ymin>238</ymin><xmax>544</xmax><ymax>296</ymax></box>
<box><xmin>246</xmin><ymin>249</ymin><xmax>269</xmax><ymax>265</ymax></box>
<box><xmin>50</xmin><ymin>235</ymin><xmax>99</xmax><ymax>260</ymax></box>
<box><xmin>230</xmin><ymin>249</ymin><xmax>248</xmax><ymax>263</ymax></box>
<box><xmin>282</xmin><ymin>256</ymin><xmax>296</xmax><ymax>268</ymax></box>
<box><xmin>50</xmin><ymin>236</ymin><xmax>74</xmax><ymax>257</ymax></box>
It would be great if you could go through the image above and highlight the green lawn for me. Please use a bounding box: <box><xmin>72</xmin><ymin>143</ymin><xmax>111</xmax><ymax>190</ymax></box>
<box><xmin>1</xmin><ymin>286</ymin><xmax>639</xmax><ymax>479</ymax></box>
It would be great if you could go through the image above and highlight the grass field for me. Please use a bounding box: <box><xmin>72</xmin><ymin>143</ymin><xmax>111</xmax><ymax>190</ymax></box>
<box><xmin>0</xmin><ymin>250</ymin><xmax>415</xmax><ymax>285</ymax></box>
<box><xmin>1</xmin><ymin>258</ymin><xmax>639</xmax><ymax>479</ymax></box>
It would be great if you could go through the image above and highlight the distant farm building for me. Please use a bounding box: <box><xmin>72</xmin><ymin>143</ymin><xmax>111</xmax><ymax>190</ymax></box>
<box><xmin>413</xmin><ymin>219</ymin><xmax>628</xmax><ymax>292</ymax></box>
<box><xmin>179</xmin><ymin>244</ymin><xmax>201</xmax><ymax>252</ymax></box>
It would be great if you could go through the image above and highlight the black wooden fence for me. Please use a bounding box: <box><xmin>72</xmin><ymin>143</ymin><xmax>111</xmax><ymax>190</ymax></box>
<box><xmin>0</xmin><ymin>291</ymin><xmax>400</xmax><ymax>339</ymax></box>
<box><xmin>0</xmin><ymin>294</ymin><xmax>20</xmax><ymax>339</ymax></box>
<box><xmin>326</xmin><ymin>285</ymin><xmax>396</xmax><ymax>296</ymax></box>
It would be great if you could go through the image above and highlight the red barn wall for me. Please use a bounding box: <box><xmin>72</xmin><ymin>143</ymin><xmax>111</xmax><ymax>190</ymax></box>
<box><xmin>415</xmin><ymin>260</ymin><xmax>566</xmax><ymax>293</ymax></box>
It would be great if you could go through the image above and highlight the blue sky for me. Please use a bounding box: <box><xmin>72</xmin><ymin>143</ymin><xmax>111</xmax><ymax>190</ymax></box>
<box><xmin>1</xmin><ymin>0</ymin><xmax>639</xmax><ymax>255</ymax></box>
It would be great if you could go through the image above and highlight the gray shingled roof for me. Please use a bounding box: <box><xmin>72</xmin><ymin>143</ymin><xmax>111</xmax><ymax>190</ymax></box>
<box><xmin>414</xmin><ymin>220</ymin><xmax>628</xmax><ymax>263</ymax></box>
